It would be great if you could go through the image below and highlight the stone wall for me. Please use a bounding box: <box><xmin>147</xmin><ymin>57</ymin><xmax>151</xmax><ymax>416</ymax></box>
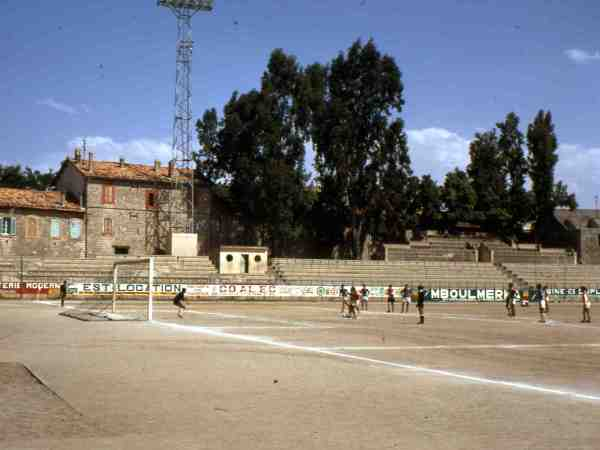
<box><xmin>55</xmin><ymin>163</ymin><xmax>85</xmax><ymax>204</ymax></box>
<box><xmin>0</xmin><ymin>208</ymin><xmax>85</xmax><ymax>258</ymax></box>
<box><xmin>577</xmin><ymin>228</ymin><xmax>600</xmax><ymax>264</ymax></box>
<box><xmin>85</xmin><ymin>179</ymin><xmax>189</xmax><ymax>256</ymax></box>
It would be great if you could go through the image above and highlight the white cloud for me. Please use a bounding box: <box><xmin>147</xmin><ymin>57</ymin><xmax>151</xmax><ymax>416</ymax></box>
<box><xmin>37</xmin><ymin>98</ymin><xmax>78</xmax><ymax>115</ymax></box>
<box><xmin>565</xmin><ymin>48</ymin><xmax>600</xmax><ymax>64</ymax></box>
<box><xmin>556</xmin><ymin>143</ymin><xmax>600</xmax><ymax>207</ymax></box>
<box><xmin>67</xmin><ymin>136</ymin><xmax>172</xmax><ymax>164</ymax></box>
<box><xmin>407</xmin><ymin>127</ymin><xmax>470</xmax><ymax>181</ymax></box>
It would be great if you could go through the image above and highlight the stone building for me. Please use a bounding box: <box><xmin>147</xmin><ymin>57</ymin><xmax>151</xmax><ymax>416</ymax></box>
<box><xmin>0</xmin><ymin>187</ymin><xmax>85</xmax><ymax>257</ymax></box>
<box><xmin>53</xmin><ymin>149</ymin><xmax>215</xmax><ymax>257</ymax></box>
<box><xmin>554</xmin><ymin>209</ymin><xmax>600</xmax><ymax>264</ymax></box>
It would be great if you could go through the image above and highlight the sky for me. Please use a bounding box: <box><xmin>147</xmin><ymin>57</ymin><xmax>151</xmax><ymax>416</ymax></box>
<box><xmin>1</xmin><ymin>0</ymin><xmax>599</xmax><ymax>207</ymax></box>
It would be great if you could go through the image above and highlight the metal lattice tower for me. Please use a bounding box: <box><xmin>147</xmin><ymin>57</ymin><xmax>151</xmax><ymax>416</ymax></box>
<box><xmin>158</xmin><ymin>0</ymin><xmax>213</xmax><ymax>233</ymax></box>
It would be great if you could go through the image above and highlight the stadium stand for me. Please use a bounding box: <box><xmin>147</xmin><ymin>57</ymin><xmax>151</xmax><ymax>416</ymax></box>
<box><xmin>271</xmin><ymin>258</ymin><xmax>512</xmax><ymax>288</ymax></box>
<box><xmin>385</xmin><ymin>241</ymin><xmax>477</xmax><ymax>262</ymax></box>
<box><xmin>12</xmin><ymin>256</ymin><xmax>219</xmax><ymax>283</ymax></box>
<box><xmin>501</xmin><ymin>263</ymin><xmax>600</xmax><ymax>288</ymax></box>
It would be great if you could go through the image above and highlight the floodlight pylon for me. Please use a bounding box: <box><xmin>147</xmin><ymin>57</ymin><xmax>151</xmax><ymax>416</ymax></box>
<box><xmin>158</xmin><ymin>0</ymin><xmax>213</xmax><ymax>234</ymax></box>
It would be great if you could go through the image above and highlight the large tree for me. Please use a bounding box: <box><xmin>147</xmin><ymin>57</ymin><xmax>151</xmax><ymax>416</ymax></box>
<box><xmin>526</xmin><ymin>110</ymin><xmax>568</xmax><ymax>238</ymax></box>
<box><xmin>307</xmin><ymin>39</ymin><xmax>412</xmax><ymax>258</ymax></box>
<box><xmin>440</xmin><ymin>168</ymin><xmax>476</xmax><ymax>230</ymax></box>
<box><xmin>467</xmin><ymin>130</ymin><xmax>509</xmax><ymax>231</ymax></box>
<box><xmin>196</xmin><ymin>50</ymin><xmax>309</xmax><ymax>255</ymax></box>
<box><xmin>415</xmin><ymin>175</ymin><xmax>442</xmax><ymax>232</ymax></box>
<box><xmin>496</xmin><ymin>112</ymin><xmax>531</xmax><ymax>238</ymax></box>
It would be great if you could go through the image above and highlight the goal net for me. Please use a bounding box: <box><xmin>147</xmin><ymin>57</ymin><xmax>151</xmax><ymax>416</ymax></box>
<box><xmin>110</xmin><ymin>257</ymin><xmax>155</xmax><ymax>321</ymax></box>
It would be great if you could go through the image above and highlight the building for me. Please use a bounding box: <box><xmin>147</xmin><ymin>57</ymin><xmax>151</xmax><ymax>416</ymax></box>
<box><xmin>53</xmin><ymin>149</ymin><xmax>215</xmax><ymax>257</ymax></box>
<box><xmin>554</xmin><ymin>209</ymin><xmax>600</xmax><ymax>264</ymax></box>
<box><xmin>0</xmin><ymin>187</ymin><xmax>85</xmax><ymax>258</ymax></box>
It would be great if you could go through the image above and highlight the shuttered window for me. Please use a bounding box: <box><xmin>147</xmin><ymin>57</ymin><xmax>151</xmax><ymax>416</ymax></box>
<box><xmin>25</xmin><ymin>217</ymin><xmax>39</xmax><ymax>239</ymax></box>
<box><xmin>102</xmin><ymin>184</ymin><xmax>115</xmax><ymax>205</ymax></box>
<box><xmin>50</xmin><ymin>219</ymin><xmax>61</xmax><ymax>238</ymax></box>
<box><xmin>103</xmin><ymin>217</ymin><xmax>113</xmax><ymax>236</ymax></box>
<box><xmin>70</xmin><ymin>220</ymin><xmax>81</xmax><ymax>239</ymax></box>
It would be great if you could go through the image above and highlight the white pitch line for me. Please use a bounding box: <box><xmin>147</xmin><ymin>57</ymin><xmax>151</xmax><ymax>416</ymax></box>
<box><xmin>316</xmin><ymin>343</ymin><xmax>600</xmax><ymax>351</ymax></box>
<box><xmin>153</xmin><ymin>320</ymin><xmax>600</xmax><ymax>402</ymax></box>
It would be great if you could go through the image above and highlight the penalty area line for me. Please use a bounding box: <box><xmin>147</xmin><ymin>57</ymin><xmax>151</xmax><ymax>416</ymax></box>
<box><xmin>152</xmin><ymin>320</ymin><xmax>600</xmax><ymax>403</ymax></box>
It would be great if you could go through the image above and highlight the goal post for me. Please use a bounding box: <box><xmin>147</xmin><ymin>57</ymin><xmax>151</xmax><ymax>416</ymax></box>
<box><xmin>112</xmin><ymin>257</ymin><xmax>154</xmax><ymax>321</ymax></box>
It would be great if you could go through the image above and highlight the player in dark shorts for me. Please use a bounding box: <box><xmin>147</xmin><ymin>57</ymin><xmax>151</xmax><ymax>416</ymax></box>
<box><xmin>417</xmin><ymin>285</ymin><xmax>426</xmax><ymax>324</ymax></box>
<box><xmin>173</xmin><ymin>288</ymin><xmax>187</xmax><ymax>318</ymax></box>
<box><xmin>59</xmin><ymin>280</ymin><xmax>68</xmax><ymax>308</ymax></box>
<box><xmin>535</xmin><ymin>283</ymin><xmax>546</xmax><ymax>323</ymax></box>
<box><xmin>386</xmin><ymin>284</ymin><xmax>395</xmax><ymax>313</ymax></box>
<box><xmin>505</xmin><ymin>283</ymin><xmax>517</xmax><ymax>317</ymax></box>
<box><xmin>349</xmin><ymin>286</ymin><xmax>359</xmax><ymax>319</ymax></box>
<box><xmin>340</xmin><ymin>285</ymin><xmax>349</xmax><ymax>316</ymax></box>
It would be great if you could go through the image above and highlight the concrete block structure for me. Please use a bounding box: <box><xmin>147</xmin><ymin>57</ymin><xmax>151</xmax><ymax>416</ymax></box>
<box><xmin>219</xmin><ymin>246</ymin><xmax>268</xmax><ymax>275</ymax></box>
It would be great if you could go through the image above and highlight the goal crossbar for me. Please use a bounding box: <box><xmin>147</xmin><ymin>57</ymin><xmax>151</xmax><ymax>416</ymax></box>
<box><xmin>112</xmin><ymin>257</ymin><xmax>155</xmax><ymax>320</ymax></box>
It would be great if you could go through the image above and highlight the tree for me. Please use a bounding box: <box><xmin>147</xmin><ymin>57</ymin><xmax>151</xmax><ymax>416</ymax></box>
<box><xmin>307</xmin><ymin>39</ymin><xmax>412</xmax><ymax>258</ymax></box>
<box><xmin>440</xmin><ymin>168</ymin><xmax>476</xmax><ymax>230</ymax></box>
<box><xmin>496</xmin><ymin>112</ymin><xmax>531</xmax><ymax>238</ymax></box>
<box><xmin>527</xmin><ymin>110</ymin><xmax>560</xmax><ymax>238</ymax></box>
<box><xmin>196</xmin><ymin>50</ymin><xmax>309</xmax><ymax>256</ymax></box>
<box><xmin>467</xmin><ymin>130</ymin><xmax>509</xmax><ymax>231</ymax></box>
<box><xmin>415</xmin><ymin>175</ymin><xmax>442</xmax><ymax>232</ymax></box>
<box><xmin>552</xmin><ymin>181</ymin><xmax>577</xmax><ymax>210</ymax></box>
<box><xmin>0</xmin><ymin>164</ymin><xmax>54</xmax><ymax>190</ymax></box>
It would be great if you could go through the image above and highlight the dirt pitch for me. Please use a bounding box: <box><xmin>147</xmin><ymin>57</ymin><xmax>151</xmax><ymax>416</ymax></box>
<box><xmin>0</xmin><ymin>299</ymin><xmax>599</xmax><ymax>450</ymax></box>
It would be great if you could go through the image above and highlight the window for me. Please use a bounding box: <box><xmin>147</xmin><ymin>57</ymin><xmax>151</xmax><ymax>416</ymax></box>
<box><xmin>146</xmin><ymin>190</ymin><xmax>158</xmax><ymax>209</ymax></box>
<box><xmin>102</xmin><ymin>184</ymin><xmax>116</xmax><ymax>205</ymax></box>
<box><xmin>114</xmin><ymin>246</ymin><xmax>129</xmax><ymax>255</ymax></box>
<box><xmin>0</xmin><ymin>217</ymin><xmax>16</xmax><ymax>236</ymax></box>
<box><xmin>25</xmin><ymin>217</ymin><xmax>39</xmax><ymax>239</ymax></box>
<box><xmin>70</xmin><ymin>220</ymin><xmax>81</xmax><ymax>239</ymax></box>
<box><xmin>103</xmin><ymin>217</ymin><xmax>113</xmax><ymax>236</ymax></box>
<box><xmin>50</xmin><ymin>218</ymin><xmax>61</xmax><ymax>238</ymax></box>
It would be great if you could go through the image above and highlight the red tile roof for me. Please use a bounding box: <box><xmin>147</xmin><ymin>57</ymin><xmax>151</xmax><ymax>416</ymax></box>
<box><xmin>0</xmin><ymin>188</ymin><xmax>82</xmax><ymax>212</ymax></box>
<box><xmin>71</xmin><ymin>159</ymin><xmax>191</xmax><ymax>183</ymax></box>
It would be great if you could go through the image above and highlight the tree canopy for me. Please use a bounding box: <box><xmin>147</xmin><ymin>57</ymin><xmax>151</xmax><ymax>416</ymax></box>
<box><xmin>0</xmin><ymin>165</ymin><xmax>54</xmax><ymax>190</ymax></box>
<box><xmin>195</xmin><ymin>41</ymin><xmax>579</xmax><ymax>258</ymax></box>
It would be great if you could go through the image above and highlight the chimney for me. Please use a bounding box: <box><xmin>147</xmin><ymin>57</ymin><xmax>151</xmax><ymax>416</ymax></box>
<box><xmin>168</xmin><ymin>160</ymin><xmax>175</xmax><ymax>178</ymax></box>
<box><xmin>74</xmin><ymin>148</ymin><xmax>81</xmax><ymax>162</ymax></box>
<box><xmin>154</xmin><ymin>160</ymin><xmax>161</xmax><ymax>172</ymax></box>
<box><xmin>59</xmin><ymin>191</ymin><xmax>65</xmax><ymax>207</ymax></box>
<box><xmin>119</xmin><ymin>157</ymin><xmax>125</xmax><ymax>168</ymax></box>
<box><xmin>88</xmin><ymin>152</ymin><xmax>94</xmax><ymax>171</ymax></box>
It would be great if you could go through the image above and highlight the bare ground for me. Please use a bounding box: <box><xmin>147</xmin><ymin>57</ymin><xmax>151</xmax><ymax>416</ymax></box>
<box><xmin>0</xmin><ymin>300</ymin><xmax>599</xmax><ymax>449</ymax></box>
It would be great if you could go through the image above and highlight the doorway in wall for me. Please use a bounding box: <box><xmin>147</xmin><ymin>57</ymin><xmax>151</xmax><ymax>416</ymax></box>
<box><xmin>241</xmin><ymin>254</ymin><xmax>250</xmax><ymax>273</ymax></box>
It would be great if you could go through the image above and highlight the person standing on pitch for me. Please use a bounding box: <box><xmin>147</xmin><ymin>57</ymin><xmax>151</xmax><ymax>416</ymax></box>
<box><xmin>59</xmin><ymin>280</ymin><xmax>67</xmax><ymax>308</ymax></box>
<box><xmin>506</xmin><ymin>283</ymin><xmax>517</xmax><ymax>317</ymax></box>
<box><xmin>581</xmin><ymin>286</ymin><xmax>591</xmax><ymax>323</ymax></box>
<box><xmin>339</xmin><ymin>284</ymin><xmax>349</xmax><ymax>316</ymax></box>
<box><xmin>386</xmin><ymin>284</ymin><xmax>395</xmax><ymax>313</ymax></box>
<box><xmin>173</xmin><ymin>288</ymin><xmax>187</xmax><ymax>318</ymax></box>
<box><xmin>417</xmin><ymin>285</ymin><xmax>426</xmax><ymax>324</ymax></box>
<box><xmin>360</xmin><ymin>283</ymin><xmax>370</xmax><ymax>311</ymax></box>
<box><xmin>349</xmin><ymin>286</ymin><xmax>359</xmax><ymax>319</ymax></box>
<box><xmin>543</xmin><ymin>285</ymin><xmax>550</xmax><ymax>315</ymax></box>
<box><xmin>401</xmin><ymin>284</ymin><xmax>411</xmax><ymax>313</ymax></box>
<box><xmin>535</xmin><ymin>284</ymin><xmax>546</xmax><ymax>323</ymax></box>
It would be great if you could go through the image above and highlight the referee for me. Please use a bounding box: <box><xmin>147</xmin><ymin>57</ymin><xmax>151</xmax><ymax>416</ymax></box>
<box><xmin>417</xmin><ymin>285</ymin><xmax>426</xmax><ymax>325</ymax></box>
